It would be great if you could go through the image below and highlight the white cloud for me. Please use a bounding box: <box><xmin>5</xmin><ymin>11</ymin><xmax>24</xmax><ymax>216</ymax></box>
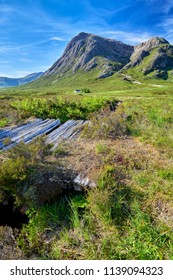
<box><xmin>50</xmin><ymin>37</ymin><xmax>67</xmax><ymax>41</ymax></box>
<box><xmin>142</xmin><ymin>0</ymin><xmax>173</xmax><ymax>14</ymax></box>
<box><xmin>101</xmin><ymin>30</ymin><xmax>151</xmax><ymax>45</ymax></box>
<box><xmin>0</xmin><ymin>4</ymin><xmax>16</xmax><ymax>26</ymax></box>
<box><xmin>159</xmin><ymin>17</ymin><xmax>173</xmax><ymax>28</ymax></box>
<box><xmin>156</xmin><ymin>17</ymin><xmax>173</xmax><ymax>42</ymax></box>
<box><xmin>0</xmin><ymin>72</ymin><xmax>10</xmax><ymax>77</ymax></box>
<box><xmin>15</xmin><ymin>70</ymin><xmax>35</xmax><ymax>77</ymax></box>
<box><xmin>18</xmin><ymin>58</ymin><xmax>34</xmax><ymax>63</ymax></box>
<box><xmin>163</xmin><ymin>0</ymin><xmax>173</xmax><ymax>13</ymax></box>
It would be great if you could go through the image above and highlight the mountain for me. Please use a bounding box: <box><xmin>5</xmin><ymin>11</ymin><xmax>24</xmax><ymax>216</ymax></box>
<box><xmin>25</xmin><ymin>33</ymin><xmax>173</xmax><ymax>88</ymax></box>
<box><xmin>41</xmin><ymin>32</ymin><xmax>134</xmax><ymax>82</ymax></box>
<box><xmin>0</xmin><ymin>72</ymin><xmax>43</xmax><ymax>88</ymax></box>
<box><xmin>122</xmin><ymin>37</ymin><xmax>173</xmax><ymax>79</ymax></box>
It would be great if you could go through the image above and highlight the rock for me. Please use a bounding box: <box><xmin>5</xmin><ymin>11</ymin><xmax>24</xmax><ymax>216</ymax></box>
<box><xmin>73</xmin><ymin>174</ymin><xmax>96</xmax><ymax>191</ymax></box>
<box><xmin>154</xmin><ymin>70</ymin><xmax>168</xmax><ymax>80</ymax></box>
<box><xmin>124</xmin><ymin>37</ymin><xmax>171</xmax><ymax>70</ymax></box>
<box><xmin>142</xmin><ymin>45</ymin><xmax>173</xmax><ymax>76</ymax></box>
<box><xmin>84</xmin><ymin>58</ymin><xmax>97</xmax><ymax>71</ymax></box>
<box><xmin>122</xmin><ymin>37</ymin><xmax>173</xmax><ymax>79</ymax></box>
<box><xmin>98</xmin><ymin>70</ymin><xmax>115</xmax><ymax>79</ymax></box>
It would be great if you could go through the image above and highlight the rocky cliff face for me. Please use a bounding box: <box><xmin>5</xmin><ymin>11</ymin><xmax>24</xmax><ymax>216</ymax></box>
<box><xmin>44</xmin><ymin>32</ymin><xmax>134</xmax><ymax>79</ymax></box>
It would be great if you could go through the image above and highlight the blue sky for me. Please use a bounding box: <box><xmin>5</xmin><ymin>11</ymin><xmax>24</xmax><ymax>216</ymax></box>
<box><xmin>0</xmin><ymin>0</ymin><xmax>173</xmax><ymax>77</ymax></box>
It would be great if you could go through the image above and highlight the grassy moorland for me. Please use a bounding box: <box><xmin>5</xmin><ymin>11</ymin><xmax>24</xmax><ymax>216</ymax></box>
<box><xmin>0</xmin><ymin>76</ymin><xmax>173</xmax><ymax>260</ymax></box>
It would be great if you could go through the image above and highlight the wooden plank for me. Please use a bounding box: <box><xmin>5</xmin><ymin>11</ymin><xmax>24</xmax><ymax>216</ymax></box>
<box><xmin>25</xmin><ymin>119</ymin><xmax>60</xmax><ymax>143</ymax></box>
<box><xmin>46</xmin><ymin>120</ymin><xmax>86</xmax><ymax>150</ymax></box>
<box><xmin>0</xmin><ymin>118</ymin><xmax>85</xmax><ymax>152</ymax></box>
<box><xmin>9</xmin><ymin>119</ymin><xmax>51</xmax><ymax>143</ymax></box>
<box><xmin>0</xmin><ymin>118</ymin><xmax>42</xmax><ymax>141</ymax></box>
<box><xmin>1</xmin><ymin>119</ymin><xmax>61</xmax><ymax>151</ymax></box>
<box><xmin>46</xmin><ymin>120</ymin><xmax>77</xmax><ymax>143</ymax></box>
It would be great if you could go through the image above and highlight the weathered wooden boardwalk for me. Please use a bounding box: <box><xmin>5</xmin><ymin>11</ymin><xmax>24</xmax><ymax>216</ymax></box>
<box><xmin>0</xmin><ymin>118</ymin><xmax>86</xmax><ymax>151</ymax></box>
<box><xmin>46</xmin><ymin>120</ymin><xmax>86</xmax><ymax>151</ymax></box>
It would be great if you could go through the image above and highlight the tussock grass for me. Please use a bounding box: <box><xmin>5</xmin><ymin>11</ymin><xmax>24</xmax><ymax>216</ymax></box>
<box><xmin>16</xmin><ymin>136</ymin><xmax>173</xmax><ymax>260</ymax></box>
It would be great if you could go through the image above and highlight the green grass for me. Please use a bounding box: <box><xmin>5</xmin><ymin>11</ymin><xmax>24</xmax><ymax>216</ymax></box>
<box><xmin>17</xmin><ymin>160</ymin><xmax>173</xmax><ymax>260</ymax></box>
<box><xmin>123</xmin><ymin>97</ymin><xmax>173</xmax><ymax>150</ymax></box>
<box><xmin>1</xmin><ymin>75</ymin><xmax>173</xmax><ymax>260</ymax></box>
<box><xmin>5</xmin><ymin>95</ymin><xmax>171</xmax><ymax>260</ymax></box>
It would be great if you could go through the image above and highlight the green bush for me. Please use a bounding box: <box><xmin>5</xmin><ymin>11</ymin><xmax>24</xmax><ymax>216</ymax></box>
<box><xmin>81</xmin><ymin>88</ymin><xmax>91</xmax><ymax>93</ymax></box>
<box><xmin>11</xmin><ymin>96</ymin><xmax>113</xmax><ymax>122</ymax></box>
<box><xmin>0</xmin><ymin>118</ymin><xmax>8</xmax><ymax>127</ymax></box>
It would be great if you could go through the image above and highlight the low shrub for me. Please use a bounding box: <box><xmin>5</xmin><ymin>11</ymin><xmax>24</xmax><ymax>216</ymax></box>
<box><xmin>0</xmin><ymin>138</ymin><xmax>56</xmax><ymax>206</ymax></box>
<box><xmin>83</xmin><ymin>104</ymin><xmax>128</xmax><ymax>139</ymax></box>
<box><xmin>10</xmin><ymin>96</ymin><xmax>114</xmax><ymax>122</ymax></box>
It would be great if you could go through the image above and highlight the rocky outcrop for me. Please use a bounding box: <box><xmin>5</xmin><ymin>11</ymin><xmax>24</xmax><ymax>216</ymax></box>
<box><xmin>125</xmin><ymin>37</ymin><xmax>169</xmax><ymax>68</ymax></box>
<box><xmin>123</xmin><ymin>37</ymin><xmax>173</xmax><ymax>77</ymax></box>
<box><xmin>143</xmin><ymin>45</ymin><xmax>173</xmax><ymax>76</ymax></box>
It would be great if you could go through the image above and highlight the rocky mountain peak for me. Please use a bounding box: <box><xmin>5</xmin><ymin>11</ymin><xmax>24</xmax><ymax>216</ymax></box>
<box><xmin>123</xmin><ymin>36</ymin><xmax>170</xmax><ymax>69</ymax></box>
<box><xmin>44</xmin><ymin>32</ymin><xmax>134</xmax><ymax>78</ymax></box>
<box><xmin>134</xmin><ymin>37</ymin><xmax>169</xmax><ymax>53</ymax></box>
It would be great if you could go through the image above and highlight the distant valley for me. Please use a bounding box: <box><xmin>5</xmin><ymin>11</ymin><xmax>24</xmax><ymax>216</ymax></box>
<box><xmin>0</xmin><ymin>72</ymin><xmax>43</xmax><ymax>88</ymax></box>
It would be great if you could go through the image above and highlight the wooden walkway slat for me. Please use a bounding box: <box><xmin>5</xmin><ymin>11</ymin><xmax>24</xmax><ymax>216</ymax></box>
<box><xmin>46</xmin><ymin>120</ymin><xmax>86</xmax><ymax>150</ymax></box>
<box><xmin>0</xmin><ymin>118</ymin><xmax>85</xmax><ymax>152</ymax></box>
<box><xmin>0</xmin><ymin>118</ymin><xmax>43</xmax><ymax>141</ymax></box>
<box><xmin>1</xmin><ymin>118</ymin><xmax>60</xmax><ymax>151</ymax></box>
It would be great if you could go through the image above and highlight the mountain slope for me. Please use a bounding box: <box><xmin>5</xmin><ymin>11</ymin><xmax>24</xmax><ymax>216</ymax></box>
<box><xmin>39</xmin><ymin>32</ymin><xmax>134</xmax><ymax>83</ymax></box>
<box><xmin>0</xmin><ymin>72</ymin><xmax>43</xmax><ymax>88</ymax></box>
<box><xmin>122</xmin><ymin>37</ymin><xmax>173</xmax><ymax>79</ymax></box>
<box><xmin>29</xmin><ymin>34</ymin><xmax>173</xmax><ymax>89</ymax></box>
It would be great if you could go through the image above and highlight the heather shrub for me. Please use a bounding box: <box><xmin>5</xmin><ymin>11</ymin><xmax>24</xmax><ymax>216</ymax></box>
<box><xmin>83</xmin><ymin>104</ymin><xmax>128</xmax><ymax>139</ymax></box>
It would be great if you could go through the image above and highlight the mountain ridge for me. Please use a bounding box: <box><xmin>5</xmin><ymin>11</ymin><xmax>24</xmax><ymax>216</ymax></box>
<box><xmin>34</xmin><ymin>32</ymin><xmax>173</xmax><ymax>86</ymax></box>
<box><xmin>43</xmin><ymin>32</ymin><xmax>134</xmax><ymax>80</ymax></box>
<box><xmin>4</xmin><ymin>32</ymin><xmax>173</xmax><ymax>89</ymax></box>
<box><xmin>0</xmin><ymin>72</ymin><xmax>43</xmax><ymax>88</ymax></box>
